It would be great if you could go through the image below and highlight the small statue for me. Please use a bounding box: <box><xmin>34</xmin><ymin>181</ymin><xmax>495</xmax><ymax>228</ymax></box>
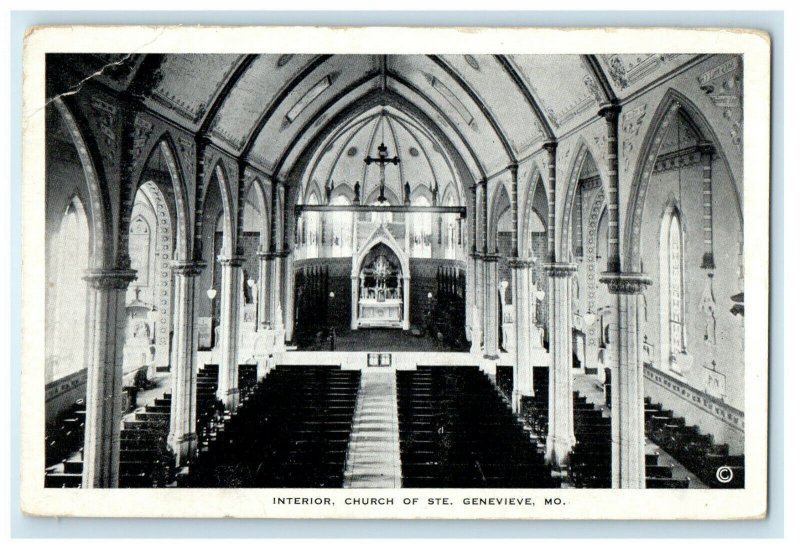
<box><xmin>470</xmin><ymin>305</ymin><xmax>483</xmax><ymax>355</ymax></box>
<box><xmin>325</xmin><ymin>180</ymin><xmax>333</xmax><ymax>204</ymax></box>
<box><xmin>404</xmin><ymin>181</ymin><xmax>411</xmax><ymax>206</ymax></box>
<box><xmin>353</xmin><ymin>181</ymin><xmax>361</xmax><ymax>204</ymax></box>
<box><xmin>700</xmin><ymin>276</ymin><xmax>717</xmax><ymax>345</ymax></box>
<box><xmin>430</xmin><ymin>181</ymin><xmax>439</xmax><ymax>206</ymax></box>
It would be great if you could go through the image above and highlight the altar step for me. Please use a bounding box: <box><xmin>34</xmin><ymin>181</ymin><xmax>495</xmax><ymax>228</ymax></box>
<box><xmin>343</xmin><ymin>368</ymin><xmax>402</xmax><ymax>488</ymax></box>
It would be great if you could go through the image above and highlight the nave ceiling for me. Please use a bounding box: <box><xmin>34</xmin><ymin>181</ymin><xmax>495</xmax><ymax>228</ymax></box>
<box><xmin>50</xmin><ymin>53</ymin><xmax>699</xmax><ymax>188</ymax></box>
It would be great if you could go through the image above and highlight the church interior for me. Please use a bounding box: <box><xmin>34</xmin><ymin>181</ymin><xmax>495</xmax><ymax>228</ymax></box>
<box><xmin>43</xmin><ymin>53</ymin><xmax>746</xmax><ymax>490</ymax></box>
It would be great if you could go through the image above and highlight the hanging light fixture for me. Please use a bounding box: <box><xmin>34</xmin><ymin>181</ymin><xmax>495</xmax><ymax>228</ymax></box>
<box><xmin>584</xmin><ymin>309</ymin><xmax>596</xmax><ymax>327</ymax></box>
<box><xmin>147</xmin><ymin>304</ymin><xmax>159</xmax><ymax>345</ymax></box>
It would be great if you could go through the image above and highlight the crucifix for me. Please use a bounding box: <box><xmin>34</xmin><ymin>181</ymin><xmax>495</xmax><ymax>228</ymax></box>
<box><xmin>364</xmin><ymin>142</ymin><xmax>400</xmax><ymax>203</ymax></box>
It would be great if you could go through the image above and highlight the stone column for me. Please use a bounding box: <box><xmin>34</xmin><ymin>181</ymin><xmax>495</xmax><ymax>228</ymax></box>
<box><xmin>600</xmin><ymin>271</ymin><xmax>652</xmax><ymax>488</ymax></box>
<box><xmin>351</xmin><ymin>275</ymin><xmax>359</xmax><ymax>330</ymax></box>
<box><xmin>599</xmin><ymin>104</ymin><xmax>621</xmax><ymax>271</ymax></box>
<box><xmin>271</xmin><ymin>253</ymin><xmax>283</xmax><ymax>332</ymax></box>
<box><xmin>256</xmin><ymin>251</ymin><xmax>270</xmax><ymax>330</ymax></box>
<box><xmin>542</xmin><ymin>141</ymin><xmax>558</xmax><ymax>262</ymax></box>
<box><xmin>510</xmin><ymin>258</ymin><xmax>535</xmax><ymax>412</ymax></box>
<box><xmin>81</xmin><ymin>268</ymin><xmax>137</xmax><ymax>488</ymax></box>
<box><xmin>403</xmin><ymin>275</ymin><xmax>411</xmax><ymax>330</ymax></box>
<box><xmin>281</xmin><ymin>182</ymin><xmax>292</xmax><ymax>342</ymax></box>
<box><xmin>700</xmin><ymin>141</ymin><xmax>716</xmax><ymax>270</ymax></box>
<box><xmin>483</xmin><ymin>254</ymin><xmax>500</xmax><ymax>359</ymax></box>
<box><xmin>465</xmin><ymin>183</ymin><xmax>478</xmax><ymax>339</ymax></box>
<box><xmin>217</xmin><ymin>256</ymin><xmax>243</xmax><ymax>410</ymax></box>
<box><xmin>544</xmin><ymin>262</ymin><xmax>578</xmax><ymax>467</ymax></box>
<box><xmin>471</xmin><ymin>252</ymin><xmax>484</xmax><ymax>351</ymax></box>
<box><xmin>269</xmin><ymin>178</ymin><xmax>281</xmax><ymax>327</ymax></box>
<box><xmin>283</xmin><ymin>250</ymin><xmax>295</xmax><ymax>342</ymax></box>
<box><xmin>168</xmin><ymin>260</ymin><xmax>203</xmax><ymax>466</ymax></box>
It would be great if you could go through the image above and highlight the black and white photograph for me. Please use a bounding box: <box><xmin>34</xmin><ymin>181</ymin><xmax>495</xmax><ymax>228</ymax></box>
<box><xmin>19</xmin><ymin>26</ymin><xmax>771</xmax><ymax>520</ymax></box>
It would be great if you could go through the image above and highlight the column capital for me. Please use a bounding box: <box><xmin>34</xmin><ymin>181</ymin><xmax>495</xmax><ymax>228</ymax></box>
<box><xmin>507</xmin><ymin>163</ymin><xmax>519</xmax><ymax>180</ymax></box>
<box><xmin>469</xmin><ymin>251</ymin><xmax>484</xmax><ymax>260</ymax></box>
<box><xmin>599</xmin><ymin>271</ymin><xmax>652</xmax><ymax>294</ymax></box>
<box><xmin>218</xmin><ymin>255</ymin><xmax>245</xmax><ymax>267</ymax></box>
<box><xmin>170</xmin><ymin>260</ymin><xmax>206</xmax><ymax>276</ymax></box>
<box><xmin>507</xmin><ymin>257</ymin><xmax>536</xmax><ymax>269</ymax></box>
<box><xmin>698</xmin><ymin>140</ymin><xmax>716</xmax><ymax>157</ymax></box>
<box><xmin>256</xmin><ymin>251</ymin><xmax>273</xmax><ymax>260</ymax></box>
<box><xmin>177</xmin><ymin>432</ymin><xmax>198</xmax><ymax>443</ymax></box>
<box><xmin>542</xmin><ymin>140</ymin><xmax>558</xmax><ymax>155</ymax></box>
<box><xmin>483</xmin><ymin>253</ymin><xmax>501</xmax><ymax>263</ymax></box>
<box><xmin>83</xmin><ymin>268</ymin><xmax>138</xmax><ymax>290</ymax></box>
<box><xmin>598</xmin><ymin>102</ymin><xmax>621</xmax><ymax>121</ymax></box>
<box><xmin>542</xmin><ymin>262</ymin><xmax>578</xmax><ymax>277</ymax></box>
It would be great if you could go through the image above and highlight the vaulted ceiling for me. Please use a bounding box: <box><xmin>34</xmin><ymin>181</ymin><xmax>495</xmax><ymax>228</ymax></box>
<box><xmin>63</xmin><ymin>53</ymin><xmax>698</xmax><ymax>183</ymax></box>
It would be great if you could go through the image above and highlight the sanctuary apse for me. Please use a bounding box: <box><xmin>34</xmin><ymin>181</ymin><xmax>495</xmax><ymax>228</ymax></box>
<box><xmin>43</xmin><ymin>53</ymin><xmax>746</xmax><ymax>490</ymax></box>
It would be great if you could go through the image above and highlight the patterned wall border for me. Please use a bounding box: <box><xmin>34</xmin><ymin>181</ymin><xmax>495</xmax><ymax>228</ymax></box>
<box><xmin>644</xmin><ymin>363</ymin><xmax>744</xmax><ymax>433</ymax></box>
<box><xmin>45</xmin><ymin>368</ymin><xmax>88</xmax><ymax>403</ymax></box>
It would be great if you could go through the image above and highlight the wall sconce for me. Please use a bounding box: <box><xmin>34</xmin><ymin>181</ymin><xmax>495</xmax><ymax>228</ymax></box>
<box><xmin>206</xmin><ymin>287</ymin><xmax>217</xmax><ymax>300</ymax></box>
<box><xmin>584</xmin><ymin>309</ymin><xmax>597</xmax><ymax>327</ymax></box>
<box><xmin>247</xmin><ymin>278</ymin><xmax>256</xmax><ymax>289</ymax></box>
<box><xmin>427</xmin><ymin>292</ymin><xmax>433</xmax><ymax>300</ymax></box>
<box><xmin>148</xmin><ymin>305</ymin><xmax>159</xmax><ymax>344</ymax></box>
<box><xmin>329</xmin><ymin>291</ymin><xmax>335</xmax><ymax>299</ymax></box>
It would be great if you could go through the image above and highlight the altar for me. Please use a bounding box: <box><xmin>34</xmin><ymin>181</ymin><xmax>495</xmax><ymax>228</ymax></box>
<box><xmin>358</xmin><ymin>297</ymin><xmax>403</xmax><ymax>327</ymax></box>
<box><xmin>351</xmin><ymin>224</ymin><xmax>411</xmax><ymax>330</ymax></box>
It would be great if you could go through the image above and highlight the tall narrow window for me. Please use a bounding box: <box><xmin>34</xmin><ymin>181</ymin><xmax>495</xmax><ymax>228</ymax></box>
<box><xmin>410</xmin><ymin>195</ymin><xmax>432</xmax><ymax>258</ymax></box>
<box><xmin>444</xmin><ymin>196</ymin><xmax>456</xmax><ymax>260</ymax></box>
<box><xmin>305</xmin><ymin>194</ymin><xmax>320</xmax><ymax>258</ymax></box>
<box><xmin>330</xmin><ymin>195</ymin><xmax>353</xmax><ymax>257</ymax></box>
<box><xmin>667</xmin><ymin>213</ymin><xmax>684</xmax><ymax>358</ymax></box>
<box><xmin>49</xmin><ymin>198</ymin><xmax>90</xmax><ymax>382</ymax></box>
<box><xmin>659</xmin><ymin>208</ymin><xmax>686</xmax><ymax>374</ymax></box>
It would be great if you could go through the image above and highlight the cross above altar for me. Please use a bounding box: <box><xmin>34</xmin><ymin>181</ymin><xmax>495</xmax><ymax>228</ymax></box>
<box><xmin>364</xmin><ymin>142</ymin><xmax>400</xmax><ymax>203</ymax></box>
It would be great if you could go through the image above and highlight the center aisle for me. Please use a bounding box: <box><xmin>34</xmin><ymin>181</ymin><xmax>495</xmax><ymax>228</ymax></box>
<box><xmin>343</xmin><ymin>368</ymin><xmax>402</xmax><ymax>488</ymax></box>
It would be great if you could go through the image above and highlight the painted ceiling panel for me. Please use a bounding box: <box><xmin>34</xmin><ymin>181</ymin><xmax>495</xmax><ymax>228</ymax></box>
<box><xmin>248</xmin><ymin>55</ymin><xmax>380</xmax><ymax>175</ymax></box>
<box><xmin>209</xmin><ymin>54</ymin><xmax>316</xmax><ymax>150</ymax></box>
<box><xmin>507</xmin><ymin>54</ymin><xmax>598</xmax><ymax>134</ymax></box>
<box><xmin>303</xmin><ymin>114</ymin><xmax>378</xmax><ymax>198</ymax></box>
<box><xmin>387</xmin><ymin>55</ymin><xmax>509</xmax><ymax>173</ymax></box>
<box><xmin>385</xmin><ymin>78</ymin><xmax>486</xmax><ymax>180</ymax></box>
<box><xmin>597</xmin><ymin>54</ymin><xmax>697</xmax><ymax>97</ymax></box>
<box><xmin>106</xmin><ymin>53</ymin><xmax>703</xmax><ymax>186</ymax></box>
<box><xmin>144</xmin><ymin>54</ymin><xmax>243</xmax><ymax>126</ymax></box>
<box><xmin>301</xmin><ymin>107</ymin><xmax>462</xmax><ymax>207</ymax></box>
<box><xmin>440</xmin><ymin>54</ymin><xmax>544</xmax><ymax>156</ymax></box>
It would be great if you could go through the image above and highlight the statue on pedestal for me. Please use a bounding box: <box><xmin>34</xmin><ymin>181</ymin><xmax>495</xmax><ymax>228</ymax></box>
<box><xmin>700</xmin><ymin>275</ymin><xmax>717</xmax><ymax>346</ymax></box>
<box><xmin>499</xmin><ymin>280</ymin><xmax>513</xmax><ymax>352</ymax></box>
<box><xmin>274</xmin><ymin>304</ymin><xmax>286</xmax><ymax>352</ymax></box>
<box><xmin>470</xmin><ymin>305</ymin><xmax>483</xmax><ymax>355</ymax></box>
<box><xmin>530</xmin><ymin>281</ymin><xmax>545</xmax><ymax>349</ymax></box>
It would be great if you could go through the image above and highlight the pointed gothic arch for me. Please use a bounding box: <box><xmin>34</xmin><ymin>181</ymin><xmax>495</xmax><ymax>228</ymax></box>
<box><xmin>558</xmin><ymin>138</ymin><xmax>605</xmax><ymax>262</ymax></box>
<box><xmin>623</xmin><ymin>88</ymin><xmax>741</xmax><ymax>271</ymax></box>
<box><xmin>52</xmin><ymin>98</ymin><xmax>112</xmax><ymax>269</ymax></box>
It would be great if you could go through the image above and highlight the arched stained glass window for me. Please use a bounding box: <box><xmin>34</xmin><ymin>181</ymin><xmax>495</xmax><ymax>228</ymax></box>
<box><xmin>667</xmin><ymin>213</ymin><xmax>684</xmax><ymax>358</ymax></box>
<box><xmin>330</xmin><ymin>195</ymin><xmax>353</xmax><ymax>257</ymax></box>
<box><xmin>411</xmin><ymin>195</ymin><xmax>432</xmax><ymax>258</ymax></box>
